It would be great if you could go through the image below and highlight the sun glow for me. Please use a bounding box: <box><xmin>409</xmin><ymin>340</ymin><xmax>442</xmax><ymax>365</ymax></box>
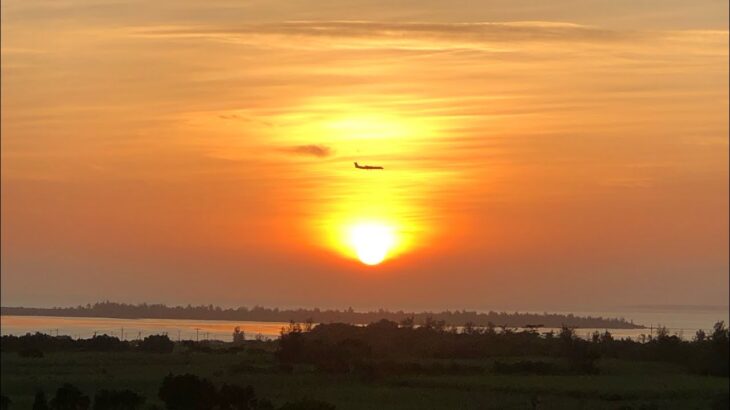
<box><xmin>348</xmin><ymin>222</ymin><xmax>397</xmax><ymax>265</ymax></box>
<box><xmin>264</xmin><ymin>99</ymin><xmax>449</xmax><ymax>265</ymax></box>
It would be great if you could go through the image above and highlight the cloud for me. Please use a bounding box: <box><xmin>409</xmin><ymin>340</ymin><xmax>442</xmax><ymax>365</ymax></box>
<box><xmin>128</xmin><ymin>21</ymin><xmax>730</xmax><ymax>55</ymax></box>
<box><xmin>280</xmin><ymin>144</ymin><xmax>333</xmax><ymax>158</ymax></box>
<box><xmin>258</xmin><ymin>20</ymin><xmax>619</xmax><ymax>41</ymax></box>
<box><xmin>129</xmin><ymin>20</ymin><xmax>629</xmax><ymax>51</ymax></box>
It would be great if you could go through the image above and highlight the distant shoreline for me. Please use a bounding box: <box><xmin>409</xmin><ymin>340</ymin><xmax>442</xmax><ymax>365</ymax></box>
<box><xmin>0</xmin><ymin>302</ymin><xmax>646</xmax><ymax>329</ymax></box>
<box><xmin>619</xmin><ymin>304</ymin><xmax>729</xmax><ymax>312</ymax></box>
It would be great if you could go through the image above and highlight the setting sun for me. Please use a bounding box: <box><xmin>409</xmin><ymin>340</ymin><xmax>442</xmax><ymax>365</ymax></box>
<box><xmin>1</xmin><ymin>0</ymin><xmax>728</xmax><ymax>407</ymax></box>
<box><xmin>348</xmin><ymin>223</ymin><xmax>397</xmax><ymax>265</ymax></box>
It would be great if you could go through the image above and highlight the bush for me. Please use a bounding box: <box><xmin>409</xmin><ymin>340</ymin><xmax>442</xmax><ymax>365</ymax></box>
<box><xmin>180</xmin><ymin>341</ymin><xmax>212</xmax><ymax>353</ymax></box>
<box><xmin>50</xmin><ymin>384</ymin><xmax>90</xmax><ymax>410</ymax></box>
<box><xmin>712</xmin><ymin>393</ymin><xmax>729</xmax><ymax>410</ymax></box>
<box><xmin>19</xmin><ymin>348</ymin><xmax>44</xmax><ymax>358</ymax></box>
<box><xmin>493</xmin><ymin>360</ymin><xmax>560</xmax><ymax>375</ymax></box>
<box><xmin>138</xmin><ymin>335</ymin><xmax>174</xmax><ymax>354</ymax></box>
<box><xmin>83</xmin><ymin>335</ymin><xmax>129</xmax><ymax>352</ymax></box>
<box><xmin>93</xmin><ymin>389</ymin><xmax>145</xmax><ymax>410</ymax></box>
<box><xmin>217</xmin><ymin>384</ymin><xmax>256</xmax><ymax>410</ymax></box>
<box><xmin>33</xmin><ymin>391</ymin><xmax>49</xmax><ymax>410</ymax></box>
<box><xmin>158</xmin><ymin>374</ymin><xmax>217</xmax><ymax>410</ymax></box>
<box><xmin>279</xmin><ymin>399</ymin><xmax>335</xmax><ymax>410</ymax></box>
<box><xmin>227</xmin><ymin>362</ymin><xmax>265</xmax><ymax>375</ymax></box>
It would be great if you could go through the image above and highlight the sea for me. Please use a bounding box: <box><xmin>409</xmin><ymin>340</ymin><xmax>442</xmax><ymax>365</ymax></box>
<box><xmin>1</xmin><ymin>305</ymin><xmax>727</xmax><ymax>342</ymax></box>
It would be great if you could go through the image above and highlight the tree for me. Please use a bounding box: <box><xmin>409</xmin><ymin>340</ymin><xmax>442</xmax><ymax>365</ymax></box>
<box><xmin>232</xmin><ymin>327</ymin><xmax>245</xmax><ymax>345</ymax></box>
<box><xmin>708</xmin><ymin>321</ymin><xmax>729</xmax><ymax>376</ymax></box>
<box><xmin>277</xmin><ymin>323</ymin><xmax>305</xmax><ymax>364</ymax></box>
<box><xmin>0</xmin><ymin>395</ymin><xmax>10</xmax><ymax>410</ymax></box>
<box><xmin>92</xmin><ymin>389</ymin><xmax>145</xmax><ymax>410</ymax></box>
<box><xmin>655</xmin><ymin>326</ymin><xmax>670</xmax><ymax>341</ymax></box>
<box><xmin>49</xmin><ymin>384</ymin><xmax>90</xmax><ymax>410</ymax></box>
<box><xmin>217</xmin><ymin>384</ymin><xmax>256</xmax><ymax>410</ymax></box>
<box><xmin>158</xmin><ymin>374</ymin><xmax>217</xmax><ymax>410</ymax></box>
<box><xmin>138</xmin><ymin>335</ymin><xmax>174</xmax><ymax>354</ymax></box>
<box><xmin>399</xmin><ymin>317</ymin><xmax>414</xmax><ymax>329</ymax></box>
<box><xmin>278</xmin><ymin>399</ymin><xmax>335</xmax><ymax>410</ymax></box>
<box><xmin>33</xmin><ymin>391</ymin><xmax>49</xmax><ymax>410</ymax></box>
<box><xmin>558</xmin><ymin>326</ymin><xmax>576</xmax><ymax>344</ymax></box>
<box><xmin>84</xmin><ymin>335</ymin><xmax>128</xmax><ymax>352</ymax></box>
<box><xmin>711</xmin><ymin>321</ymin><xmax>729</xmax><ymax>344</ymax></box>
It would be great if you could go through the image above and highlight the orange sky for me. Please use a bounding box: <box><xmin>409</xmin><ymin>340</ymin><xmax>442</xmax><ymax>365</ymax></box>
<box><xmin>1</xmin><ymin>0</ymin><xmax>728</xmax><ymax>310</ymax></box>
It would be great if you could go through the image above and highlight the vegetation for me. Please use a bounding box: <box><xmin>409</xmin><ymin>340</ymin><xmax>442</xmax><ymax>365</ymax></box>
<box><xmin>49</xmin><ymin>383</ymin><xmax>90</xmax><ymax>410</ymax></box>
<box><xmin>32</xmin><ymin>390</ymin><xmax>48</xmax><ymax>410</ymax></box>
<box><xmin>1</xmin><ymin>321</ymin><xmax>727</xmax><ymax>409</ymax></box>
<box><xmin>0</xmin><ymin>333</ymin><xmax>172</xmax><ymax>354</ymax></box>
<box><xmin>275</xmin><ymin>320</ymin><xmax>728</xmax><ymax>377</ymax></box>
<box><xmin>2</xmin><ymin>376</ymin><xmax>308</xmax><ymax>410</ymax></box>
<box><xmin>93</xmin><ymin>389</ymin><xmax>145</xmax><ymax>410</ymax></box>
<box><xmin>1</xmin><ymin>301</ymin><xmax>643</xmax><ymax>328</ymax></box>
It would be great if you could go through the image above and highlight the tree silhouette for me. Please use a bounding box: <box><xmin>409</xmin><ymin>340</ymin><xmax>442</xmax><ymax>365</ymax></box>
<box><xmin>33</xmin><ymin>391</ymin><xmax>49</xmax><ymax>410</ymax></box>
<box><xmin>0</xmin><ymin>395</ymin><xmax>10</xmax><ymax>410</ymax></box>
<box><xmin>279</xmin><ymin>399</ymin><xmax>335</xmax><ymax>410</ymax></box>
<box><xmin>138</xmin><ymin>335</ymin><xmax>174</xmax><ymax>354</ymax></box>
<box><xmin>217</xmin><ymin>384</ymin><xmax>256</xmax><ymax>410</ymax></box>
<box><xmin>232</xmin><ymin>327</ymin><xmax>245</xmax><ymax>345</ymax></box>
<box><xmin>158</xmin><ymin>374</ymin><xmax>217</xmax><ymax>410</ymax></box>
<box><xmin>694</xmin><ymin>329</ymin><xmax>707</xmax><ymax>342</ymax></box>
<box><xmin>49</xmin><ymin>384</ymin><xmax>90</xmax><ymax>410</ymax></box>
<box><xmin>92</xmin><ymin>389</ymin><xmax>145</xmax><ymax>410</ymax></box>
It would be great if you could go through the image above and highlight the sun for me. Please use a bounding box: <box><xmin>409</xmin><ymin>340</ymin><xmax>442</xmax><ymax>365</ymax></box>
<box><xmin>348</xmin><ymin>223</ymin><xmax>396</xmax><ymax>266</ymax></box>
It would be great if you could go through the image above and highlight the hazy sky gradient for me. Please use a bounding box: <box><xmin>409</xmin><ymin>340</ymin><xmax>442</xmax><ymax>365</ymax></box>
<box><xmin>2</xmin><ymin>0</ymin><xmax>728</xmax><ymax>310</ymax></box>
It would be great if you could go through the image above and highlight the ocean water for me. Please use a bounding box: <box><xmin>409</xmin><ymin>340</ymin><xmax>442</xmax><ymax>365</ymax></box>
<box><xmin>568</xmin><ymin>305</ymin><xmax>729</xmax><ymax>333</ymax></box>
<box><xmin>0</xmin><ymin>315</ymin><xmax>288</xmax><ymax>341</ymax></box>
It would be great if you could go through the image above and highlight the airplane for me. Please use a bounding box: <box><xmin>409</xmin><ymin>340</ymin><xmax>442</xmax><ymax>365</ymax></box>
<box><xmin>354</xmin><ymin>162</ymin><xmax>383</xmax><ymax>170</ymax></box>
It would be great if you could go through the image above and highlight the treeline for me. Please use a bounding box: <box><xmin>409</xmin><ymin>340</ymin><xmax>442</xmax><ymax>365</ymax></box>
<box><xmin>0</xmin><ymin>333</ymin><xmax>178</xmax><ymax>356</ymax></box>
<box><xmin>277</xmin><ymin>320</ymin><xmax>730</xmax><ymax>377</ymax></box>
<box><xmin>1</xmin><ymin>301</ymin><xmax>643</xmax><ymax>329</ymax></box>
<box><xmin>0</xmin><ymin>332</ymin><xmax>271</xmax><ymax>357</ymax></box>
<box><xmin>0</xmin><ymin>374</ymin><xmax>335</xmax><ymax>410</ymax></box>
<box><xmin>2</xmin><ymin>321</ymin><xmax>727</xmax><ymax>380</ymax></box>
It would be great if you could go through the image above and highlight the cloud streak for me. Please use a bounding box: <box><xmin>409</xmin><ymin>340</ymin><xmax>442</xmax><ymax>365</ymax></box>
<box><xmin>129</xmin><ymin>20</ymin><xmax>633</xmax><ymax>51</ymax></box>
<box><xmin>279</xmin><ymin>144</ymin><xmax>334</xmax><ymax>158</ymax></box>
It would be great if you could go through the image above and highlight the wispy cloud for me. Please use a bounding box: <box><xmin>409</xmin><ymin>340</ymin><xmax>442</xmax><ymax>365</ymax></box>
<box><xmin>279</xmin><ymin>144</ymin><xmax>333</xmax><ymax>158</ymax></box>
<box><xmin>128</xmin><ymin>20</ymin><xmax>631</xmax><ymax>51</ymax></box>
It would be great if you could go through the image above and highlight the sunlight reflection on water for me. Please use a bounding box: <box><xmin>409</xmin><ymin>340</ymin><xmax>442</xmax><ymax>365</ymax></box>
<box><xmin>0</xmin><ymin>316</ymin><xmax>288</xmax><ymax>342</ymax></box>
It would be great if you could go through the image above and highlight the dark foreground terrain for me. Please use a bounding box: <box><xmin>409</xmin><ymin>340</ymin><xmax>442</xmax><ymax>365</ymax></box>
<box><xmin>1</xmin><ymin>321</ymin><xmax>728</xmax><ymax>409</ymax></box>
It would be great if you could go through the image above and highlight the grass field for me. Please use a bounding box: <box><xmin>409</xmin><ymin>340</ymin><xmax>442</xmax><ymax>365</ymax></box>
<box><xmin>1</xmin><ymin>347</ymin><xmax>728</xmax><ymax>409</ymax></box>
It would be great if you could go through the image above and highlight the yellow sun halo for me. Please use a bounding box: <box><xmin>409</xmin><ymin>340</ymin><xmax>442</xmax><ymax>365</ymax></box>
<box><xmin>348</xmin><ymin>223</ymin><xmax>396</xmax><ymax>265</ymax></box>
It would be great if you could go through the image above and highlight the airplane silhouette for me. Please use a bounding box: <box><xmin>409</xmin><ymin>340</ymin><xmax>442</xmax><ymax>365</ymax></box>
<box><xmin>354</xmin><ymin>162</ymin><xmax>383</xmax><ymax>170</ymax></box>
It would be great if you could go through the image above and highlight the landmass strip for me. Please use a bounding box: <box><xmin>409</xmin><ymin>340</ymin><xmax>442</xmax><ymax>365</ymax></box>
<box><xmin>1</xmin><ymin>302</ymin><xmax>644</xmax><ymax>329</ymax></box>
